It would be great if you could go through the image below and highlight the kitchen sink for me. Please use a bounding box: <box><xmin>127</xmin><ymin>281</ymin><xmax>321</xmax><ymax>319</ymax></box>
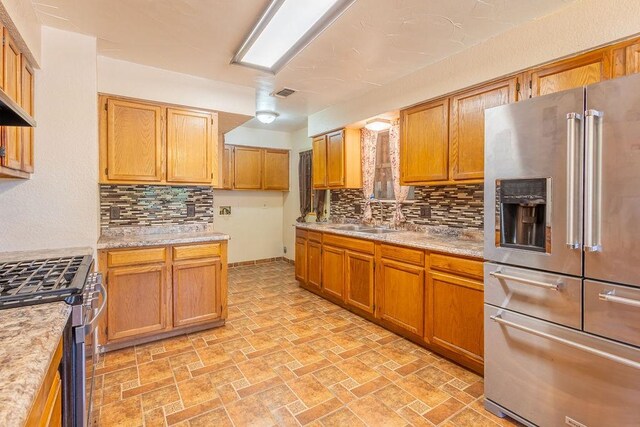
<box><xmin>356</xmin><ymin>228</ymin><xmax>399</xmax><ymax>234</ymax></box>
<box><xmin>328</xmin><ymin>224</ymin><xmax>374</xmax><ymax>231</ymax></box>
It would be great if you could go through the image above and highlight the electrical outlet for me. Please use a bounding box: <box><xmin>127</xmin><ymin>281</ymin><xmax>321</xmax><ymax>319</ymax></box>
<box><xmin>354</xmin><ymin>204</ymin><xmax>362</xmax><ymax>214</ymax></box>
<box><xmin>109</xmin><ymin>206</ymin><xmax>120</xmax><ymax>220</ymax></box>
<box><xmin>420</xmin><ymin>205</ymin><xmax>431</xmax><ymax>218</ymax></box>
<box><xmin>186</xmin><ymin>203</ymin><xmax>196</xmax><ymax>217</ymax></box>
<box><xmin>219</xmin><ymin>206</ymin><xmax>231</xmax><ymax>216</ymax></box>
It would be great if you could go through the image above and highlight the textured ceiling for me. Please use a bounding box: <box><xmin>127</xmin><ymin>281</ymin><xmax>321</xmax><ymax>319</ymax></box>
<box><xmin>33</xmin><ymin>0</ymin><xmax>575</xmax><ymax>131</ymax></box>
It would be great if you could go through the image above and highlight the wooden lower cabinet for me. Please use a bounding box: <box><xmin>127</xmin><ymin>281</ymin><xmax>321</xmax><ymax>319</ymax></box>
<box><xmin>376</xmin><ymin>259</ymin><xmax>424</xmax><ymax>336</ymax></box>
<box><xmin>99</xmin><ymin>241</ymin><xmax>227</xmax><ymax>349</ymax></box>
<box><xmin>173</xmin><ymin>258</ymin><xmax>221</xmax><ymax>327</ymax></box>
<box><xmin>26</xmin><ymin>337</ymin><xmax>63</xmax><ymax>426</ymax></box>
<box><xmin>106</xmin><ymin>264</ymin><xmax>169</xmax><ymax>341</ymax></box>
<box><xmin>345</xmin><ymin>251</ymin><xmax>375</xmax><ymax>314</ymax></box>
<box><xmin>426</xmin><ymin>272</ymin><xmax>484</xmax><ymax>370</ymax></box>
<box><xmin>306</xmin><ymin>241</ymin><xmax>322</xmax><ymax>291</ymax></box>
<box><xmin>294</xmin><ymin>227</ymin><xmax>484</xmax><ymax>374</ymax></box>
<box><xmin>322</xmin><ymin>245</ymin><xmax>345</xmax><ymax>300</ymax></box>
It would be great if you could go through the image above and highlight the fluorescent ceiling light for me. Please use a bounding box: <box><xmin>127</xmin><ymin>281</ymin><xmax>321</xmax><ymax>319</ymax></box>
<box><xmin>256</xmin><ymin>110</ymin><xmax>279</xmax><ymax>124</ymax></box>
<box><xmin>365</xmin><ymin>118</ymin><xmax>391</xmax><ymax>132</ymax></box>
<box><xmin>232</xmin><ymin>0</ymin><xmax>355</xmax><ymax>73</ymax></box>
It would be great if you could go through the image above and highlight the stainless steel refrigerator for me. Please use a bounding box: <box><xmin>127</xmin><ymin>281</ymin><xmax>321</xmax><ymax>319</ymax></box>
<box><xmin>483</xmin><ymin>73</ymin><xmax>640</xmax><ymax>427</ymax></box>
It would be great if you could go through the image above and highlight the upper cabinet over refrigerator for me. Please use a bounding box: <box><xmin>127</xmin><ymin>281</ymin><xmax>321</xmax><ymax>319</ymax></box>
<box><xmin>484</xmin><ymin>88</ymin><xmax>584</xmax><ymax>277</ymax></box>
<box><xmin>583</xmin><ymin>74</ymin><xmax>640</xmax><ymax>288</ymax></box>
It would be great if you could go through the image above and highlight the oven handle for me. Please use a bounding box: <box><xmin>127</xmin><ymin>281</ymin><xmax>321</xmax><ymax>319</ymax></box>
<box><xmin>491</xmin><ymin>315</ymin><xmax>640</xmax><ymax>370</ymax></box>
<box><xmin>490</xmin><ymin>271</ymin><xmax>560</xmax><ymax>291</ymax></box>
<box><xmin>84</xmin><ymin>281</ymin><xmax>107</xmax><ymax>336</ymax></box>
<box><xmin>566</xmin><ymin>112</ymin><xmax>582</xmax><ymax>249</ymax></box>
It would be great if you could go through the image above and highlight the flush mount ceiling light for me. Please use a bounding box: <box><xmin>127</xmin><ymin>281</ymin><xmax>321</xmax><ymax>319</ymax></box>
<box><xmin>232</xmin><ymin>0</ymin><xmax>356</xmax><ymax>74</ymax></box>
<box><xmin>256</xmin><ymin>110</ymin><xmax>280</xmax><ymax>124</ymax></box>
<box><xmin>364</xmin><ymin>118</ymin><xmax>391</xmax><ymax>132</ymax></box>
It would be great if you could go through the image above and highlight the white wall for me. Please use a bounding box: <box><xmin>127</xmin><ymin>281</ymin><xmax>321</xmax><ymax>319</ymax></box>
<box><xmin>308</xmin><ymin>0</ymin><xmax>640</xmax><ymax>135</ymax></box>
<box><xmin>97</xmin><ymin>56</ymin><xmax>255</xmax><ymax>116</ymax></box>
<box><xmin>216</xmin><ymin>127</ymin><xmax>293</xmax><ymax>263</ymax></box>
<box><xmin>282</xmin><ymin>127</ymin><xmax>311</xmax><ymax>261</ymax></box>
<box><xmin>0</xmin><ymin>27</ymin><xmax>98</xmax><ymax>252</ymax></box>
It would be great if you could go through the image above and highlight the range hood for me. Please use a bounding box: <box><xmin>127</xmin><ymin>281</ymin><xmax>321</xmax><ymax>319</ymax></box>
<box><xmin>0</xmin><ymin>89</ymin><xmax>35</xmax><ymax>127</ymax></box>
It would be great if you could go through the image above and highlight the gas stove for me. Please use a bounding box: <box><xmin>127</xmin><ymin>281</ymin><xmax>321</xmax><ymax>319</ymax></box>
<box><xmin>0</xmin><ymin>255</ymin><xmax>92</xmax><ymax>308</ymax></box>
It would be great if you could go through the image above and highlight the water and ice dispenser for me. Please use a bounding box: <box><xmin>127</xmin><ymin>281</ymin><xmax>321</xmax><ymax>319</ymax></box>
<box><xmin>498</xmin><ymin>178</ymin><xmax>548</xmax><ymax>252</ymax></box>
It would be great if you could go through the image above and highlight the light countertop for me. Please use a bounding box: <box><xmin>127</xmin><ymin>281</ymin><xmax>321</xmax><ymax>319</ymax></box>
<box><xmin>97</xmin><ymin>224</ymin><xmax>230</xmax><ymax>250</ymax></box>
<box><xmin>295</xmin><ymin>223</ymin><xmax>483</xmax><ymax>259</ymax></box>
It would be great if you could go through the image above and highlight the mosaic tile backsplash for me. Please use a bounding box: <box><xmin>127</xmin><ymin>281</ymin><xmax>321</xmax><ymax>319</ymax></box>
<box><xmin>100</xmin><ymin>185</ymin><xmax>214</xmax><ymax>230</ymax></box>
<box><xmin>330</xmin><ymin>184</ymin><xmax>484</xmax><ymax>229</ymax></box>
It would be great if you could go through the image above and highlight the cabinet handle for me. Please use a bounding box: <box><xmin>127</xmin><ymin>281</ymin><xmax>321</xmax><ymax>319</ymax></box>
<box><xmin>598</xmin><ymin>291</ymin><xmax>640</xmax><ymax>308</ymax></box>
<box><xmin>491</xmin><ymin>315</ymin><xmax>640</xmax><ymax>370</ymax></box>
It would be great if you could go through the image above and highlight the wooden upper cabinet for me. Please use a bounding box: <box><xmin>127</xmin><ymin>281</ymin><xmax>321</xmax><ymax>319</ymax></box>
<box><xmin>449</xmin><ymin>78</ymin><xmax>517</xmax><ymax>181</ymax></box>
<box><xmin>20</xmin><ymin>57</ymin><xmax>34</xmax><ymax>173</ymax></box>
<box><xmin>172</xmin><ymin>258</ymin><xmax>221</xmax><ymax>327</ymax></box>
<box><xmin>166</xmin><ymin>108</ymin><xmax>215</xmax><ymax>184</ymax></box>
<box><xmin>326</xmin><ymin>130</ymin><xmax>345</xmax><ymax>187</ymax></box>
<box><xmin>612</xmin><ymin>40</ymin><xmax>640</xmax><ymax>77</ymax></box>
<box><xmin>2</xmin><ymin>28</ymin><xmax>21</xmax><ymax>171</ymax></box>
<box><xmin>312</xmin><ymin>135</ymin><xmax>327</xmax><ymax>188</ymax></box>
<box><xmin>263</xmin><ymin>148</ymin><xmax>289</xmax><ymax>190</ymax></box>
<box><xmin>312</xmin><ymin>128</ymin><xmax>361</xmax><ymax>189</ymax></box>
<box><xmin>528</xmin><ymin>50</ymin><xmax>611</xmax><ymax>97</ymax></box>
<box><xmin>400</xmin><ymin>98</ymin><xmax>449</xmax><ymax>184</ymax></box>
<box><xmin>221</xmin><ymin>145</ymin><xmax>233</xmax><ymax>189</ymax></box>
<box><xmin>103</xmin><ymin>98</ymin><xmax>165</xmax><ymax>183</ymax></box>
<box><xmin>233</xmin><ymin>146</ymin><xmax>262</xmax><ymax>189</ymax></box>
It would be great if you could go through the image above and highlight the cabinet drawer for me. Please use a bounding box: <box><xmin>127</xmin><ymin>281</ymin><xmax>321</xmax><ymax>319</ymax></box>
<box><xmin>585</xmin><ymin>280</ymin><xmax>640</xmax><ymax>347</ymax></box>
<box><xmin>296</xmin><ymin>228</ymin><xmax>308</xmax><ymax>239</ymax></box>
<box><xmin>308</xmin><ymin>231</ymin><xmax>322</xmax><ymax>243</ymax></box>
<box><xmin>431</xmin><ymin>253</ymin><xmax>483</xmax><ymax>279</ymax></box>
<box><xmin>173</xmin><ymin>243</ymin><xmax>221</xmax><ymax>261</ymax></box>
<box><xmin>323</xmin><ymin>233</ymin><xmax>374</xmax><ymax>254</ymax></box>
<box><xmin>107</xmin><ymin>247</ymin><xmax>166</xmax><ymax>267</ymax></box>
<box><xmin>380</xmin><ymin>244</ymin><xmax>424</xmax><ymax>266</ymax></box>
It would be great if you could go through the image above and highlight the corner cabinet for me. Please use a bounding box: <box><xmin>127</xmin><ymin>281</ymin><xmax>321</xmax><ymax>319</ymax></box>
<box><xmin>98</xmin><ymin>241</ymin><xmax>228</xmax><ymax>350</ymax></box>
<box><xmin>294</xmin><ymin>227</ymin><xmax>484</xmax><ymax>374</ymax></box>
<box><xmin>99</xmin><ymin>95</ymin><xmax>220</xmax><ymax>186</ymax></box>
<box><xmin>221</xmin><ymin>144</ymin><xmax>290</xmax><ymax>191</ymax></box>
<box><xmin>312</xmin><ymin>128</ymin><xmax>361</xmax><ymax>190</ymax></box>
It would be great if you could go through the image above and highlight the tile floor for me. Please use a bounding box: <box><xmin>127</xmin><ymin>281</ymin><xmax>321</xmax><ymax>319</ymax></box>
<box><xmin>90</xmin><ymin>261</ymin><xmax>517</xmax><ymax>426</ymax></box>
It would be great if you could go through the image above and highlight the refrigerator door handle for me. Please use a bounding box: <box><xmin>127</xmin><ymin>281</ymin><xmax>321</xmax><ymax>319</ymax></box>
<box><xmin>566</xmin><ymin>112</ymin><xmax>582</xmax><ymax>249</ymax></box>
<box><xmin>584</xmin><ymin>109</ymin><xmax>603</xmax><ymax>252</ymax></box>
<box><xmin>490</xmin><ymin>315</ymin><xmax>640</xmax><ymax>370</ymax></box>
<box><xmin>490</xmin><ymin>271</ymin><xmax>560</xmax><ymax>291</ymax></box>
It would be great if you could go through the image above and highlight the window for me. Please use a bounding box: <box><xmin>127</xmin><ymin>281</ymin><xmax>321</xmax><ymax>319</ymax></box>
<box><xmin>373</xmin><ymin>130</ymin><xmax>414</xmax><ymax>201</ymax></box>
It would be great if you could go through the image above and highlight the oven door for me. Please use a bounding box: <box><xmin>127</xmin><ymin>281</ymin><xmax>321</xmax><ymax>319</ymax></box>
<box><xmin>484</xmin><ymin>88</ymin><xmax>584</xmax><ymax>276</ymax></box>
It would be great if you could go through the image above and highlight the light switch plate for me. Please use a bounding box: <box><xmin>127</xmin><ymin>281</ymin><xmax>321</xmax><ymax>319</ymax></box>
<box><xmin>186</xmin><ymin>203</ymin><xmax>196</xmax><ymax>217</ymax></box>
<box><xmin>219</xmin><ymin>206</ymin><xmax>231</xmax><ymax>216</ymax></box>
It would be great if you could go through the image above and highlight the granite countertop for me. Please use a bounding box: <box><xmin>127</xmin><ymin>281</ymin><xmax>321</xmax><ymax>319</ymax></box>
<box><xmin>97</xmin><ymin>224</ymin><xmax>230</xmax><ymax>250</ymax></box>
<box><xmin>295</xmin><ymin>223</ymin><xmax>484</xmax><ymax>259</ymax></box>
<box><xmin>0</xmin><ymin>246</ymin><xmax>93</xmax><ymax>263</ymax></box>
<box><xmin>0</xmin><ymin>302</ymin><xmax>71</xmax><ymax>427</ymax></box>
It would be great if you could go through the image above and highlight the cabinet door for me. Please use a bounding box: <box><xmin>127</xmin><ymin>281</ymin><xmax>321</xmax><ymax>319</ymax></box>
<box><xmin>449</xmin><ymin>78</ymin><xmax>517</xmax><ymax>181</ymax></box>
<box><xmin>222</xmin><ymin>146</ymin><xmax>233</xmax><ymax>189</ymax></box>
<box><xmin>528</xmin><ymin>51</ymin><xmax>610</xmax><ymax>97</ymax></box>
<box><xmin>295</xmin><ymin>237</ymin><xmax>307</xmax><ymax>282</ymax></box>
<box><xmin>326</xmin><ymin>130</ymin><xmax>345</xmax><ymax>187</ymax></box>
<box><xmin>107</xmin><ymin>264</ymin><xmax>168</xmax><ymax>341</ymax></box>
<box><xmin>377</xmin><ymin>259</ymin><xmax>424</xmax><ymax>336</ymax></box>
<box><xmin>322</xmin><ymin>245</ymin><xmax>345</xmax><ymax>299</ymax></box>
<box><xmin>233</xmin><ymin>146</ymin><xmax>262</xmax><ymax>189</ymax></box>
<box><xmin>105</xmin><ymin>99</ymin><xmax>164</xmax><ymax>182</ymax></box>
<box><xmin>426</xmin><ymin>272</ymin><xmax>484</xmax><ymax>363</ymax></box>
<box><xmin>345</xmin><ymin>251</ymin><xmax>375</xmax><ymax>314</ymax></box>
<box><xmin>2</xmin><ymin>28</ymin><xmax>21</xmax><ymax>170</ymax></box>
<box><xmin>400</xmin><ymin>98</ymin><xmax>449</xmax><ymax>184</ymax></box>
<box><xmin>173</xmin><ymin>258</ymin><xmax>221</xmax><ymax>327</ymax></box>
<box><xmin>20</xmin><ymin>58</ymin><xmax>34</xmax><ymax>172</ymax></box>
<box><xmin>166</xmin><ymin>108</ymin><xmax>214</xmax><ymax>184</ymax></box>
<box><xmin>263</xmin><ymin>149</ymin><xmax>289</xmax><ymax>190</ymax></box>
<box><xmin>312</xmin><ymin>135</ymin><xmax>327</xmax><ymax>188</ymax></box>
<box><xmin>307</xmin><ymin>241</ymin><xmax>322</xmax><ymax>291</ymax></box>
<box><xmin>624</xmin><ymin>42</ymin><xmax>640</xmax><ymax>75</ymax></box>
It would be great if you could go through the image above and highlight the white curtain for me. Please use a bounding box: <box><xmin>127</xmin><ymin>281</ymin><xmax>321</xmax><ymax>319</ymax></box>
<box><xmin>361</xmin><ymin>128</ymin><xmax>377</xmax><ymax>224</ymax></box>
<box><xmin>389</xmin><ymin>119</ymin><xmax>409</xmax><ymax>225</ymax></box>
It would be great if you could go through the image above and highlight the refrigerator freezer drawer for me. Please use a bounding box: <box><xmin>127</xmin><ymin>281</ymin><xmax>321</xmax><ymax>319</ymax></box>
<box><xmin>484</xmin><ymin>262</ymin><xmax>581</xmax><ymax>329</ymax></box>
<box><xmin>585</xmin><ymin>280</ymin><xmax>640</xmax><ymax>347</ymax></box>
<box><xmin>485</xmin><ymin>305</ymin><xmax>640</xmax><ymax>427</ymax></box>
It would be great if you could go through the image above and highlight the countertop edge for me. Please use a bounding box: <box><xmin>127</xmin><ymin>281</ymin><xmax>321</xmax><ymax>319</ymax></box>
<box><xmin>97</xmin><ymin>233</ymin><xmax>230</xmax><ymax>250</ymax></box>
